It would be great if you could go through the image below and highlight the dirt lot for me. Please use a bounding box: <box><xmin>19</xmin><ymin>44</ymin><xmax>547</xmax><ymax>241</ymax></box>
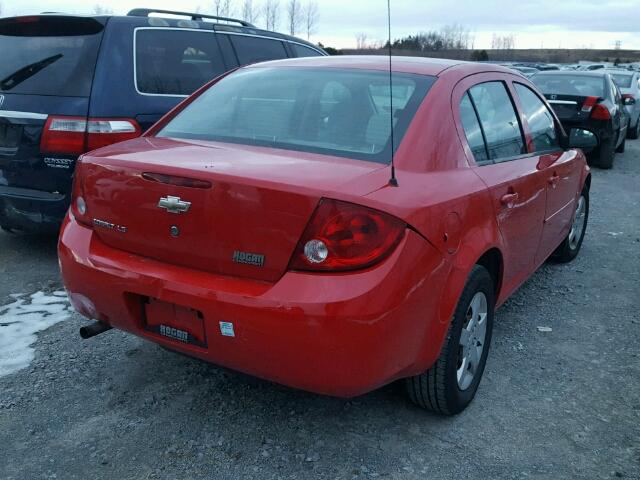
<box><xmin>0</xmin><ymin>142</ymin><xmax>639</xmax><ymax>480</ymax></box>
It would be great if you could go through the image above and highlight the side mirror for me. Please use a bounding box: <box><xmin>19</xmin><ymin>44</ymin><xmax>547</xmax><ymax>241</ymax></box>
<box><xmin>623</xmin><ymin>96</ymin><xmax>636</xmax><ymax>106</ymax></box>
<box><xmin>567</xmin><ymin>128</ymin><xmax>598</xmax><ymax>153</ymax></box>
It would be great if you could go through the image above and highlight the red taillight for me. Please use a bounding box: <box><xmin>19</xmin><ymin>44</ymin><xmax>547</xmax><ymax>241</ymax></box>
<box><xmin>289</xmin><ymin>199</ymin><xmax>406</xmax><ymax>272</ymax></box>
<box><xmin>86</xmin><ymin>119</ymin><xmax>141</xmax><ymax>150</ymax></box>
<box><xmin>41</xmin><ymin>116</ymin><xmax>87</xmax><ymax>155</ymax></box>
<box><xmin>581</xmin><ymin>96</ymin><xmax>599</xmax><ymax>113</ymax></box>
<box><xmin>69</xmin><ymin>156</ymin><xmax>91</xmax><ymax>227</ymax></box>
<box><xmin>40</xmin><ymin>116</ymin><xmax>141</xmax><ymax>155</ymax></box>
<box><xmin>591</xmin><ymin>104</ymin><xmax>611</xmax><ymax>120</ymax></box>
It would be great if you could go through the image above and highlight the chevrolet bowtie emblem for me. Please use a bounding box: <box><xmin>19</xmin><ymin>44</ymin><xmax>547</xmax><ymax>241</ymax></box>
<box><xmin>157</xmin><ymin>196</ymin><xmax>191</xmax><ymax>214</ymax></box>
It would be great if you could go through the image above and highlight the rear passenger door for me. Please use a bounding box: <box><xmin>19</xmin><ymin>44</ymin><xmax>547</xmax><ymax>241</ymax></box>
<box><xmin>455</xmin><ymin>76</ymin><xmax>548</xmax><ymax>293</ymax></box>
<box><xmin>512</xmin><ymin>82</ymin><xmax>582</xmax><ymax>263</ymax></box>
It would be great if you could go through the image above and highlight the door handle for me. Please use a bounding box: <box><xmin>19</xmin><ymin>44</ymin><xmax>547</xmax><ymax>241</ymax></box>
<box><xmin>548</xmin><ymin>174</ymin><xmax>560</xmax><ymax>187</ymax></box>
<box><xmin>500</xmin><ymin>192</ymin><xmax>519</xmax><ymax>207</ymax></box>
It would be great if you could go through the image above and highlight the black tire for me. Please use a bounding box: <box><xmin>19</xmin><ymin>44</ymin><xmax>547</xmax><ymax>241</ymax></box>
<box><xmin>628</xmin><ymin>120</ymin><xmax>640</xmax><ymax>140</ymax></box>
<box><xmin>616</xmin><ymin>135</ymin><xmax>626</xmax><ymax>153</ymax></box>
<box><xmin>592</xmin><ymin>138</ymin><xmax>614</xmax><ymax>169</ymax></box>
<box><xmin>406</xmin><ymin>265</ymin><xmax>494</xmax><ymax>415</ymax></box>
<box><xmin>552</xmin><ymin>187</ymin><xmax>589</xmax><ymax>263</ymax></box>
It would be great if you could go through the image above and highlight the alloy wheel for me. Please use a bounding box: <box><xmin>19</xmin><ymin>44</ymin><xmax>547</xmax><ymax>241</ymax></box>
<box><xmin>457</xmin><ymin>292</ymin><xmax>488</xmax><ymax>391</ymax></box>
<box><xmin>568</xmin><ymin>195</ymin><xmax>587</xmax><ymax>251</ymax></box>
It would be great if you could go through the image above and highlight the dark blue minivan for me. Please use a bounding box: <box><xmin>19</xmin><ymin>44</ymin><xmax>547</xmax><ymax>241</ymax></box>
<box><xmin>0</xmin><ymin>9</ymin><xmax>326</xmax><ymax>232</ymax></box>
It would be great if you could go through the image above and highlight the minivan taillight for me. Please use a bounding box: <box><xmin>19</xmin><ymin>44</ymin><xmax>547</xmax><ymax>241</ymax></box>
<box><xmin>289</xmin><ymin>199</ymin><xmax>406</xmax><ymax>272</ymax></box>
<box><xmin>40</xmin><ymin>116</ymin><xmax>141</xmax><ymax>155</ymax></box>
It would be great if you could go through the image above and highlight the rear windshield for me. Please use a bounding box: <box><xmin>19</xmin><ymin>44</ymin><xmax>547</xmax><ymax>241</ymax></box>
<box><xmin>0</xmin><ymin>17</ymin><xmax>103</xmax><ymax>96</ymax></box>
<box><xmin>532</xmin><ymin>74</ymin><xmax>605</xmax><ymax>98</ymax></box>
<box><xmin>609</xmin><ymin>73</ymin><xmax>633</xmax><ymax>89</ymax></box>
<box><xmin>157</xmin><ymin>67</ymin><xmax>434</xmax><ymax>164</ymax></box>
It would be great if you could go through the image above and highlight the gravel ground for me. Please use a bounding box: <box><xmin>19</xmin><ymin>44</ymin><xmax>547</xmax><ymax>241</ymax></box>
<box><xmin>0</xmin><ymin>142</ymin><xmax>639</xmax><ymax>480</ymax></box>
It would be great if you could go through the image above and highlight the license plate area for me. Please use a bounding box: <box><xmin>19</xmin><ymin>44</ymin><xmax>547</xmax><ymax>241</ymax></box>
<box><xmin>0</xmin><ymin>122</ymin><xmax>21</xmax><ymax>152</ymax></box>
<box><xmin>143</xmin><ymin>298</ymin><xmax>207</xmax><ymax>348</ymax></box>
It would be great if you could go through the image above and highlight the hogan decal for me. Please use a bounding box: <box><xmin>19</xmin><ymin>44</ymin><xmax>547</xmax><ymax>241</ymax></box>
<box><xmin>232</xmin><ymin>250</ymin><xmax>265</xmax><ymax>267</ymax></box>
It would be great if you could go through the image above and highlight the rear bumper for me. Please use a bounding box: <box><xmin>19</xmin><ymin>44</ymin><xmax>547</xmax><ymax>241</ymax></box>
<box><xmin>0</xmin><ymin>186</ymin><xmax>68</xmax><ymax>233</ymax></box>
<box><xmin>59</xmin><ymin>213</ymin><xmax>451</xmax><ymax>397</ymax></box>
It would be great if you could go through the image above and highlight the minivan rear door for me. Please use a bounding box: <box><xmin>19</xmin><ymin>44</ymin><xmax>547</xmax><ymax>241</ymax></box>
<box><xmin>0</xmin><ymin>16</ymin><xmax>104</xmax><ymax>194</ymax></box>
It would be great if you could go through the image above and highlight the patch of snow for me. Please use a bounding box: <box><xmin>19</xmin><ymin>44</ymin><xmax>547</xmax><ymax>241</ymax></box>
<box><xmin>0</xmin><ymin>291</ymin><xmax>71</xmax><ymax>377</ymax></box>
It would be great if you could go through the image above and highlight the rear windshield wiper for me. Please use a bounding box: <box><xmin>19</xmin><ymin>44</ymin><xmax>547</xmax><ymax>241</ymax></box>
<box><xmin>0</xmin><ymin>54</ymin><xmax>63</xmax><ymax>91</ymax></box>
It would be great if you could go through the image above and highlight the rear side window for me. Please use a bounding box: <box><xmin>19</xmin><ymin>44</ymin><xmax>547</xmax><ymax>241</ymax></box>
<box><xmin>0</xmin><ymin>17</ymin><xmax>103</xmax><ymax>97</ymax></box>
<box><xmin>514</xmin><ymin>83</ymin><xmax>560</xmax><ymax>152</ymax></box>
<box><xmin>468</xmin><ymin>82</ymin><xmax>526</xmax><ymax>161</ymax></box>
<box><xmin>290</xmin><ymin>43</ymin><xmax>323</xmax><ymax>58</ymax></box>
<box><xmin>459</xmin><ymin>93</ymin><xmax>489</xmax><ymax>163</ymax></box>
<box><xmin>229</xmin><ymin>35</ymin><xmax>288</xmax><ymax>64</ymax></box>
<box><xmin>609</xmin><ymin>73</ymin><xmax>632</xmax><ymax>89</ymax></box>
<box><xmin>135</xmin><ymin>29</ymin><xmax>226</xmax><ymax>96</ymax></box>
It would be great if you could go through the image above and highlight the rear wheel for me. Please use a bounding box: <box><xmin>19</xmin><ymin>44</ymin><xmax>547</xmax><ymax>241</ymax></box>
<box><xmin>628</xmin><ymin>119</ymin><xmax>640</xmax><ymax>140</ymax></box>
<box><xmin>553</xmin><ymin>187</ymin><xmax>589</xmax><ymax>263</ymax></box>
<box><xmin>592</xmin><ymin>138</ymin><xmax>614</xmax><ymax>169</ymax></box>
<box><xmin>406</xmin><ymin>265</ymin><xmax>494</xmax><ymax>415</ymax></box>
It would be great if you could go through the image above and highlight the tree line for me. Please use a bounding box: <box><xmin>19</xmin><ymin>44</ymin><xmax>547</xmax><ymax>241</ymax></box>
<box><xmin>354</xmin><ymin>24</ymin><xmax>517</xmax><ymax>57</ymax></box>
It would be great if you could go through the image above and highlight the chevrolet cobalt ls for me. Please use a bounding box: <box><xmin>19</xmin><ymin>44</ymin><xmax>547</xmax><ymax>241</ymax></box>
<box><xmin>59</xmin><ymin>57</ymin><xmax>592</xmax><ymax>414</ymax></box>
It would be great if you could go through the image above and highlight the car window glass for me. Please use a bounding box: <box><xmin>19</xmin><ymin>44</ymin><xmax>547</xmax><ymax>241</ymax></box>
<box><xmin>136</xmin><ymin>29</ymin><xmax>226</xmax><ymax>96</ymax></box>
<box><xmin>468</xmin><ymin>82</ymin><xmax>526</xmax><ymax>161</ymax></box>
<box><xmin>290</xmin><ymin>43</ymin><xmax>323</xmax><ymax>58</ymax></box>
<box><xmin>459</xmin><ymin>93</ymin><xmax>489</xmax><ymax>164</ymax></box>
<box><xmin>158</xmin><ymin>67</ymin><xmax>435</xmax><ymax>164</ymax></box>
<box><xmin>532</xmin><ymin>74</ymin><xmax>605</xmax><ymax>98</ymax></box>
<box><xmin>609</xmin><ymin>73</ymin><xmax>633</xmax><ymax>89</ymax></box>
<box><xmin>229</xmin><ymin>35</ymin><xmax>288</xmax><ymax>64</ymax></box>
<box><xmin>0</xmin><ymin>19</ymin><xmax>103</xmax><ymax>96</ymax></box>
<box><xmin>514</xmin><ymin>83</ymin><xmax>560</xmax><ymax>152</ymax></box>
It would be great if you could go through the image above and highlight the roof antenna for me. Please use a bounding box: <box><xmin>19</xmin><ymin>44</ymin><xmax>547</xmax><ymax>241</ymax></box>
<box><xmin>387</xmin><ymin>0</ymin><xmax>398</xmax><ymax>187</ymax></box>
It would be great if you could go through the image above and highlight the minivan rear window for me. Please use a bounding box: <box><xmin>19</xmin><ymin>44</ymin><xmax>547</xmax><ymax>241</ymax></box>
<box><xmin>135</xmin><ymin>29</ymin><xmax>227</xmax><ymax>96</ymax></box>
<box><xmin>157</xmin><ymin>67</ymin><xmax>435</xmax><ymax>164</ymax></box>
<box><xmin>0</xmin><ymin>17</ymin><xmax>103</xmax><ymax>97</ymax></box>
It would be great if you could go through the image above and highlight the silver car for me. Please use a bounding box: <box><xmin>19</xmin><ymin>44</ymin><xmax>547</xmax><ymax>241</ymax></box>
<box><xmin>604</xmin><ymin>69</ymin><xmax>640</xmax><ymax>139</ymax></box>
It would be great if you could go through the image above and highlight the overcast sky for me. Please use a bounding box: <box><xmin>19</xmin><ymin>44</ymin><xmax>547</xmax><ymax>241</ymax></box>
<box><xmin>2</xmin><ymin>0</ymin><xmax>640</xmax><ymax>50</ymax></box>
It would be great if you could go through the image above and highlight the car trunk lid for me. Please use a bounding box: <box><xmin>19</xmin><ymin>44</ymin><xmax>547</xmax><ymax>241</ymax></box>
<box><xmin>80</xmin><ymin>137</ymin><xmax>385</xmax><ymax>282</ymax></box>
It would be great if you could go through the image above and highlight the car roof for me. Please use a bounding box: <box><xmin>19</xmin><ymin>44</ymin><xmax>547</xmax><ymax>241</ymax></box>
<box><xmin>243</xmin><ymin>55</ymin><xmax>516</xmax><ymax>77</ymax></box>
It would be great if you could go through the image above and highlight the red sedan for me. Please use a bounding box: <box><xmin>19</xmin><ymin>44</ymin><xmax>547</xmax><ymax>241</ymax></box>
<box><xmin>59</xmin><ymin>56</ymin><xmax>591</xmax><ymax>414</ymax></box>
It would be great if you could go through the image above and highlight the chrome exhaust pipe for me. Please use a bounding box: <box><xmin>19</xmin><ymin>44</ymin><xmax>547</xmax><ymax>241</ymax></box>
<box><xmin>79</xmin><ymin>321</ymin><xmax>112</xmax><ymax>339</ymax></box>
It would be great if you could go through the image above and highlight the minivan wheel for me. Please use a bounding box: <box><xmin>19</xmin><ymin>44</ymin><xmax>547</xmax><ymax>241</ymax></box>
<box><xmin>552</xmin><ymin>188</ymin><xmax>589</xmax><ymax>263</ymax></box>
<box><xmin>628</xmin><ymin>120</ymin><xmax>640</xmax><ymax>140</ymax></box>
<box><xmin>406</xmin><ymin>265</ymin><xmax>494</xmax><ymax>415</ymax></box>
